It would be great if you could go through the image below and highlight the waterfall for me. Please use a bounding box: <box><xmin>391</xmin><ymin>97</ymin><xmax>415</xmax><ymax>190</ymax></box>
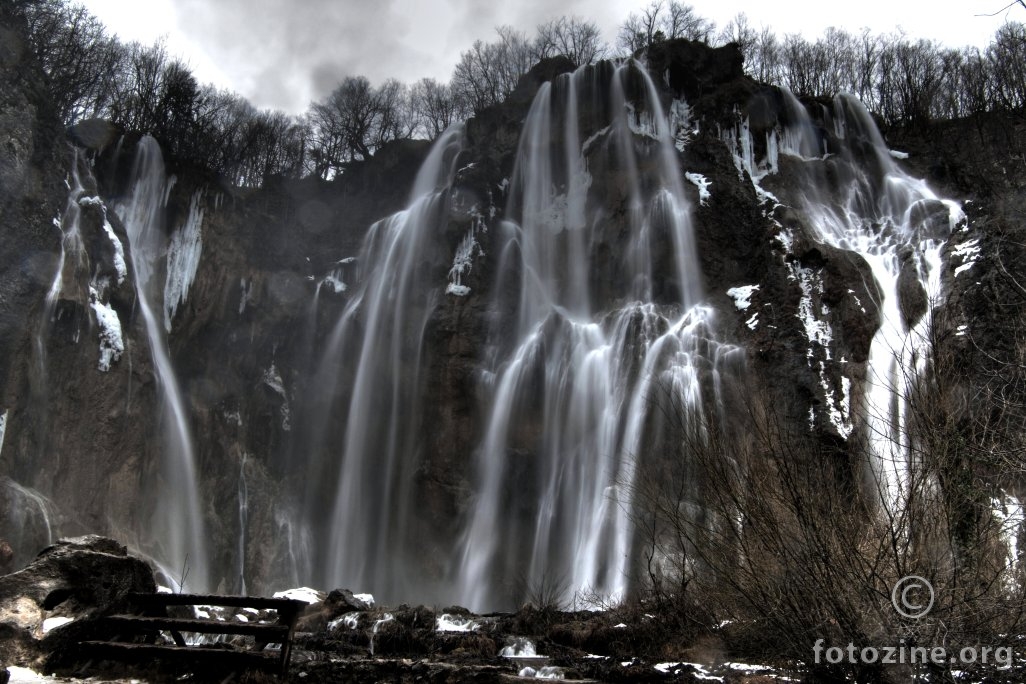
<box><xmin>726</xmin><ymin>91</ymin><xmax>964</xmax><ymax>513</ymax></box>
<box><xmin>116</xmin><ymin>135</ymin><xmax>210</xmax><ymax>590</ymax></box>
<box><xmin>308</xmin><ymin>126</ymin><xmax>465</xmax><ymax>597</ymax></box>
<box><xmin>455</xmin><ymin>62</ymin><xmax>735</xmax><ymax>610</ymax></box>
<box><xmin>300</xmin><ymin>62</ymin><xmax>737</xmax><ymax>610</ymax></box>
<box><xmin>33</xmin><ymin>150</ymin><xmax>89</xmax><ymax>413</ymax></box>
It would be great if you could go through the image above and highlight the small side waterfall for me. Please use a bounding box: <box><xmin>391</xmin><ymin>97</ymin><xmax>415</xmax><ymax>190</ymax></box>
<box><xmin>726</xmin><ymin>91</ymin><xmax>964</xmax><ymax>513</ymax></box>
<box><xmin>116</xmin><ymin>135</ymin><xmax>210</xmax><ymax>590</ymax></box>
<box><xmin>1</xmin><ymin>477</ymin><xmax>57</xmax><ymax>568</ymax></box>
<box><xmin>237</xmin><ymin>454</ymin><xmax>249</xmax><ymax>595</ymax></box>
<box><xmin>33</xmin><ymin>151</ymin><xmax>89</xmax><ymax>403</ymax></box>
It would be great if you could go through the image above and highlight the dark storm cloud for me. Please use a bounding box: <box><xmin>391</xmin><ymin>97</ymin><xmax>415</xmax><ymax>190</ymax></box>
<box><xmin>173</xmin><ymin>0</ymin><xmax>629</xmax><ymax>113</ymax></box>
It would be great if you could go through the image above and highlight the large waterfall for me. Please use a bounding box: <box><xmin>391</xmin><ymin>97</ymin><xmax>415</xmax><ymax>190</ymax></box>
<box><xmin>454</xmin><ymin>63</ymin><xmax>736</xmax><ymax>609</ymax></box>
<box><xmin>299</xmin><ymin>61</ymin><xmax>739</xmax><ymax>610</ymax></box>
<box><xmin>300</xmin><ymin>126</ymin><xmax>467</xmax><ymax>600</ymax></box>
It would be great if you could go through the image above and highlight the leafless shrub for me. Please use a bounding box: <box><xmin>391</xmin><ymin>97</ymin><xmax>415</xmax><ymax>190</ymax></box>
<box><xmin>630</xmin><ymin>317</ymin><xmax>1026</xmax><ymax>679</ymax></box>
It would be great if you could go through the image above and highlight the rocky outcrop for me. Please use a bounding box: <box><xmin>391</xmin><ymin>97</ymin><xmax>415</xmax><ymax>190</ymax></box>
<box><xmin>0</xmin><ymin>535</ymin><xmax>155</xmax><ymax>669</ymax></box>
<box><xmin>0</xmin><ymin>5</ymin><xmax>66</xmax><ymax>420</ymax></box>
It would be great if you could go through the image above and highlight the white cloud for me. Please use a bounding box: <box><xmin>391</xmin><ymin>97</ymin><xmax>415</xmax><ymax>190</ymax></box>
<box><xmin>78</xmin><ymin>0</ymin><xmax>1015</xmax><ymax>114</ymax></box>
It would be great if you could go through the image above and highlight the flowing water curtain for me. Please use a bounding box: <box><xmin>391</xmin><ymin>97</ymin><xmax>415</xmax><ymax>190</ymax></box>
<box><xmin>116</xmin><ymin>136</ymin><xmax>210</xmax><ymax>591</ymax></box>
<box><xmin>456</xmin><ymin>61</ymin><xmax>737</xmax><ymax>611</ymax></box>
<box><xmin>307</xmin><ymin>127</ymin><xmax>466</xmax><ymax>598</ymax></box>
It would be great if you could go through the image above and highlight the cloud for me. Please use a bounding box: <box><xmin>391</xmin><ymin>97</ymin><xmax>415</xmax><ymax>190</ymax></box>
<box><xmin>169</xmin><ymin>0</ymin><xmax>633</xmax><ymax>113</ymax></box>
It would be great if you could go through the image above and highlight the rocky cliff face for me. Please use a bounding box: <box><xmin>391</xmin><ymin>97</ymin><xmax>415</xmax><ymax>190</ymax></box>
<box><xmin>0</xmin><ymin>30</ymin><xmax>1008</xmax><ymax>610</ymax></box>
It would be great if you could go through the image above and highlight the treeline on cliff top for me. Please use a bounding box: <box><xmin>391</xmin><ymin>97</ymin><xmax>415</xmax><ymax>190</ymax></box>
<box><xmin>9</xmin><ymin>0</ymin><xmax>1026</xmax><ymax>187</ymax></box>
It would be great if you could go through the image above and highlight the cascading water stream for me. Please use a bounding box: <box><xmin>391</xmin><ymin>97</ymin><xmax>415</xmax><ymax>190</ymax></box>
<box><xmin>1</xmin><ymin>477</ymin><xmax>57</xmax><ymax>567</ymax></box>
<box><xmin>31</xmin><ymin>150</ymin><xmax>89</xmax><ymax>440</ymax></box>
<box><xmin>116</xmin><ymin>135</ymin><xmax>209</xmax><ymax>590</ymax></box>
<box><xmin>726</xmin><ymin>91</ymin><xmax>964</xmax><ymax>513</ymax></box>
<box><xmin>237</xmin><ymin>454</ymin><xmax>249</xmax><ymax>595</ymax></box>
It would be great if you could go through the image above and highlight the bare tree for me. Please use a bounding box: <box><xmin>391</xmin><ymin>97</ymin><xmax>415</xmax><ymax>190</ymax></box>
<box><xmin>535</xmin><ymin>16</ymin><xmax>606</xmax><ymax>66</ymax></box>
<box><xmin>193</xmin><ymin>86</ymin><xmax>259</xmax><ymax>181</ymax></box>
<box><xmin>307</xmin><ymin>76</ymin><xmax>414</xmax><ymax>178</ymax></box>
<box><xmin>631</xmin><ymin>335</ymin><xmax>1026</xmax><ymax>680</ymax></box>
<box><xmin>750</xmin><ymin>26</ymin><xmax>781</xmax><ymax>84</ymax></box>
<box><xmin>374</xmin><ymin>78</ymin><xmax>416</xmax><ymax>143</ymax></box>
<box><xmin>988</xmin><ymin>22</ymin><xmax>1026</xmax><ymax>110</ymax></box>
<box><xmin>451</xmin><ymin>25</ymin><xmax>535</xmax><ymax>112</ymax></box>
<box><xmin>717</xmin><ymin>13</ymin><xmax>756</xmax><ymax>56</ymax></box>
<box><xmin>617</xmin><ymin>1</ymin><xmax>714</xmax><ymax>54</ymax></box>
<box><xmin>664</xmin><ymin>1</ymin><xmax>715</xmax><ymax>42</ymax></box>
<box><xmin>21</xmin><ymin>0</ymin><xmax>125</xmax><ymax>122</ymax></box>
<box><xmin>234</xmin><ymin>110</ymin><xmax>308</xmax><ymax>186</ymax></box>
<box><xmin>617</xmin><ymin>1</ymin><xmax>665</xmax><ymax>54</ymax></box>
<box><xmin>409</xmin><ymin>78</ymin><xmax>469</xmax><ymax>139</ymax></box>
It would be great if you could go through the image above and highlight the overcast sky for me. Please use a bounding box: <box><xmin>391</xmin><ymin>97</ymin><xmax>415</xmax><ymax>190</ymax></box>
<box><xmin>78</xmin><ymin>0</ymin><xmax>1021</xmax><ymax>114</ymax></box>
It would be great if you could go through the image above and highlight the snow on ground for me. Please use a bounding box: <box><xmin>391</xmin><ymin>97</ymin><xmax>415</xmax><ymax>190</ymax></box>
<box><xmin>89</xmin><ymin>286</ymin><xmax>124</xmax><ymax>372</ymax></box>
<box><xmin>518</xmin><ymin>665</ymin><xmax>564</xmax><ymax>679</ymax></box>
<box><xmin>328</xmin><ymin>612</ymin><xmax>361</xmax><ymax>631</ymax></box>
<box><xmin>727</xmin><ymin>285</ymin><xmax>759</xmax><ymax>311</ymax></box>
<box><xmin>41</xmin><ymin>617</ymin><xmax>74</xmax><ymax>634</ymax></box>
<box><xmin>685</xmin><ymin>172</ymin><xmax>712</xmax><ymax>205</ymax></box>
<box><xmin>952</xmin><ymin>238</ymin><xmax>981</xmax><ymax>277</ymax></box>
<box><xmin>273</xmin><ymin>587</ymin><xmax>323</xmax><ymax>604</ymax></box>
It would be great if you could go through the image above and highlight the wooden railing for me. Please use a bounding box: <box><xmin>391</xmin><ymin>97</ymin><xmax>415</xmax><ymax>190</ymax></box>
<box><xmin>77</xmin><ymin>592</ymin><xmax>306</xmax><ymax>676</ymax></box>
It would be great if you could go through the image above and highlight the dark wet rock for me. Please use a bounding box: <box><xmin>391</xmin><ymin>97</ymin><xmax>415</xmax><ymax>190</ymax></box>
<box><xmin>294</xmin><ymin>658</ymin><xmax>511</xmax><ymax>684</ymax></box>
<box><xmin>296</xmin><ymin>589</ymin><xmax>373</xmax><ymax>632</ymax></box>
<box><xmin>67</xmin><ymin>118</ymin><xmax>119</xmax><ymax>152</ymax></box>
<box><xmin>0</xmin><ymin>3</ymin><xmax>65</xmax><ymax>415</ymax></box>
<box><xmin>510</xmin><ymin>56</ymin><xmax>577</xmax><ymax>106</ymax></box>
<box><xmin>910</xmin><ymin>198</ymin><xmax>955</xmax><ymax>242</ymax></box>
<box><xmin>646</xmin><ymin>38</ymin><xmax>745</xmax><ymax>103</ymax></box>
<box><xmin>897</xmin><ymin>249</ymin><xmax>929</xmax><ymax>330</ymax></box>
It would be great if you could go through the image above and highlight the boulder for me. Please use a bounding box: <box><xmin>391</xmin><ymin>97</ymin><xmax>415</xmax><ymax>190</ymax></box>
<box><xmin>66</xmin><ymin>118</ymin><xmax>119</xmax><ymax>152</ymax></box>
<box><xmin>296</xmin><ymin>588</ymin><xmax>374</xmax><ymax>632</ymax></box>
<box><xmin>897</xmin><ymin>250</ymin><xmax>929</xmax><ymax>331</ymax></box>
<box><xmin>0</xmin><ymin>535</ymin><xmax>155</xmax><ymax>668</ymax></box>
